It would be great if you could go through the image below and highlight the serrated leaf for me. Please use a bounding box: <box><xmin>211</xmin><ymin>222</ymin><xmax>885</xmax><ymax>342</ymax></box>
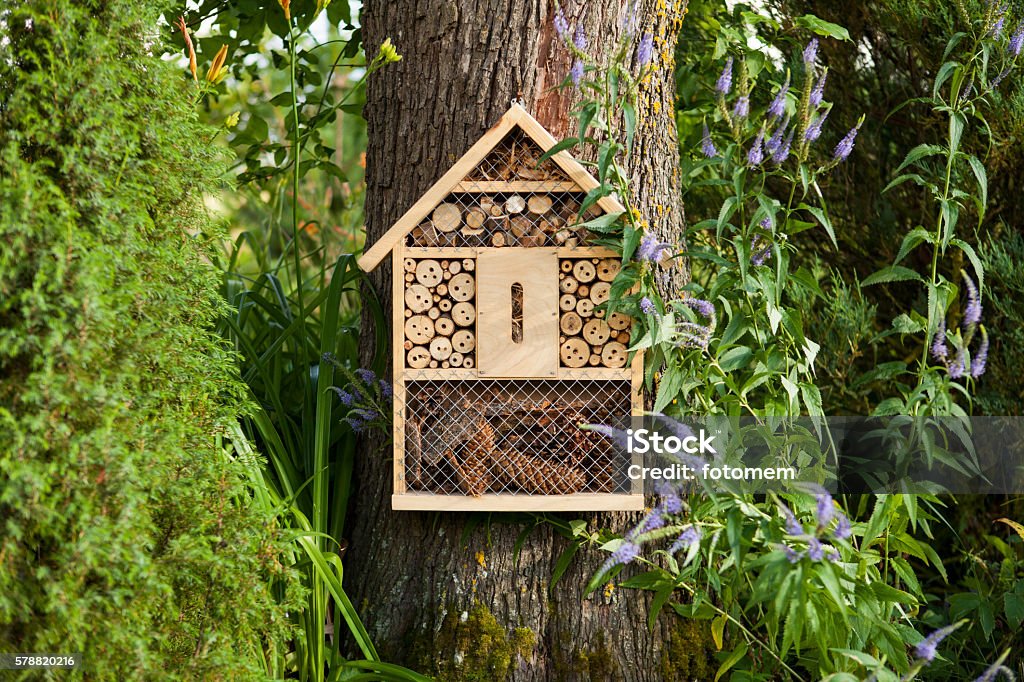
<box><xmin>894</xmin><ymin>227</ymin><xmax>933</xmax><ymax>264</ymax></box>
<box><xmin>896</xmin><ymin>143</ymin><xmax>945</xmax><ymax>173</ymax></box>
<box><xmin>714</xmin><ymin>643</ymin><xmax>748</xmax><ymax>682</ymax></box>
<box><xmin>967</xmin><ymin>155</ymin><xmax>987</xmax><ymax>216</ymax></box>
<box><xmin>862</xmin><ymin>266</ymin><xmax>923</xmax><ymax>286</ymax></box>
<box><xmin>795</xmin><ymin>14</ymin><xmax>850</xmax><ymax>40</ymax></box>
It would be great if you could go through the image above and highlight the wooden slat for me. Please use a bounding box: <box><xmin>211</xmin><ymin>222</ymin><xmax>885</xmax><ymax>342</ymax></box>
<box><xmin>392</xmin><ymin>246</ymin><xmax>406</xmax><ymax>495</ymax></box>
<box><xmin>392</xmin><ymin>492</ymin><xmax>644</xmax><ymax>512</ymax></box>
<box><xmin>404</xmin><ymin>369</ymin><xmax>478</xmax><ymax>381</ymax></box>
<box><xmin>358</xmin><ymin>108</ymin><xmax>521</xmax><ymax>272</ymax></box>
<box><xmin>404</xmin><ymin>247</ymin><xmax>478</xmax><ymax>258</ymax></box>
<box><xmin>453</xmin><ymin>180</ymin><xmax>583</xmax><ymax>193</ymax></box>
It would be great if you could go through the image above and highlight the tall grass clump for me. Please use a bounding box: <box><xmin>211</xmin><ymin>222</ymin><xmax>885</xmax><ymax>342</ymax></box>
<box><xmin>0</xmin><ymin>0</ymin><xmax>301</xmax><ymax>677</ymax></box>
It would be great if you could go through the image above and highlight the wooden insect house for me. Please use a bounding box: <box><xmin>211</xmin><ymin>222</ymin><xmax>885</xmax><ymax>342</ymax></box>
<box><xmin>358</xmin><ymin>103</ymin><xmax>643</xmax><ymax>511</ymax></box>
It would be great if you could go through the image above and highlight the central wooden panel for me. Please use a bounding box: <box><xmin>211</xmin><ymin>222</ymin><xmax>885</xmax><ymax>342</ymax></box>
<box><xmin>477</xmin><ymin>250</ymin><xmax>558</xmax><ymax>377</ymax></box>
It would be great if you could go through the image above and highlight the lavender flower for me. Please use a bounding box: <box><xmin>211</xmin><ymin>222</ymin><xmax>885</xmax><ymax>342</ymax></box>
<box><xmin>825</xmin><ymin>546</ymin><xmax>841</xmax><ymax>563</ymax></box>
<box><xmin>783</xmin><ymin>545</ymin><xmax>803</xmax><ymax>563</ymax></box>
<box><xmin>638</xmin><ymin>509</ymin><xmax>666</xmax><ymax>532</ymax></box>
<box><xmin>931</xmin><ymin>318</ymin><xmax>949</xmax><ymax>360</ymax></box>
<box><xmin>570</xmin><ymin>59</ymin><xmax>584</xmax><ymax>87</ymax></box>
<box><xmin>1010</xmin><ymin>23</ymin><xmax>1024</xmax><ymax>55</ymax></box>
<box><xmin>640</xmin><ymin>296</ymin><xmax>657</xmax><ymax>315</ymax></box>
<box><xmin>660</xmin><ymin>490</ymin><xmax>683</xmax><ymax>515</ymax></box>
<box><xmin>554</xmin><ymin>8</ymin><xmax>569</xmax><ymax>38</ymax></box>
<box><xmin>684</xmin><ymin>298</ymin><xmax>715</xmax><ymax>319</ymax></box>
<box><xmin>701</xmin><ymin>124</ymin><xmax>717</xmax><ymax>158</ymax></box>
<box><xmin>992</xmin><ymin>66</ymin><xmax>1011</xmax><ymax>89</ymax></box>
<box><xmin>379</xmin><ymin>379</ymin><xmax>394</xmax><ymax>398</ymax></box>
<box><xmin>807</xmin><ymin>537</ymin><xmax>825</xmax><ymax>562</ymax></box>
<box><xmin>804</xmin><ymin>109</ymin><xmax>829</xmax><ymax>142</ymax></box>
<box><xmin>331</xmin><ymin>387</ymin><xmax>356</xmax><ymax>406</ymax></box>
<box><xmin>584</xmin><ymin>423</ymin><xmax>632</xmax><ymax>450</ymax></box>
<box><xmin>914</xmin><ymin>624</ymin><xmax>959</xmax><ymax>662</ymax></box>
<box><xmin>782</xmin><ymin>506</ymin><xmax>804</xmax><ymax>535</ymax></box>
<box><xmin>355</xmin><ymin>368</ymin><xmax>376</xmax><ymax>383</ymax></box>
<box><xmin>834</xmin><ymin>513</ymin><xmax>851</xmax><ymax>540</ymax></box>
<box><xmin>669</xmin><ymin>526</ymin><xmax>702</xmax><ymax>554</ymax></box>
<box><xmin>993</xmin><ymin>15</ymin><xmax>1006</xmax><ymax>38</ymax></box>
<box><xmin>973</xmin><ymin>651</ymin><xmax>1014</xmax><ymax>682</ymax></box>
<box><xmin>765</xmin><ymin>116</ymin><xmax>790</xmax><ymax>155</ymax></box>
<box><xmin>751</xmin><ymin>235</ymin><xmax>772</xmax><ymax>266</ymax></box>
<box><xmin>345</xmin><ymin>415</ymin><xmax>367</xmax><ymax>433</ymax></box>
<box><xmin>771</xmin><ymin>128</ymin><xmax>795</xmax><ymax>164</ymax></box>
<box><xmin>637</xmin><ymin>32</ymin><xmax>654</xmax><ymax>66</ymax></box>
<box><xmin>962</xmin><ymin>272</ymin><xmax>982</xmax><ymax>328</ymax></box>
<box><xmin>768</xmin><ymin>74</ymin><xmax>790</xmax><ymax>119</ymax></box>
<box><xmin>747</xmin><ymin>127</ymin><xmax>765</xmax><ymax>166</ymax></box>
<box><xmin>573</xmin><ymin>25</ymin><xmax>587</xmax><ymax>50</ymax></box>
<box><xmin>733</xmin><ymin>94</ymin><xmax>750</xmax><ymax>119</ymax></box>
<box><xmin>637</xmin><ymin>233</ymin><xmax>672</xmax><ymax>262</ymax></box>
<box><xmin>809</xmin><ymin>69</ymin><xmax>828</xmax><ymax>108</ymax></box>
<box><xmin>675</xmin><ymin>327</ymin><xmax>712</xmax><ymax>350</ymax></box>
<box><xmin>832</xmin><ymin>122</ymin><xmax>862</xmax><ymax>162</ymax></box>
<box><xmin>803</xmin><ymin>38</ymin><xmax>819</xmax><ymax>69</ymax></box>
<box><xmin>602</xmin><ymin>539</ymin><xmax>640</xmax><ymax>572</ymax></box>
<box><xmin>949</xmin><ymin>349</ymin><xmax>967</xmax><ymax>379</ymax></box>
<box><xmin>816</xmin><ymin>491</ymin><xmax>835</xmax><ymax>529</ymax></box>
<box><xmin>716</xmin><ymin>57</ymin><xmax>733</xmax><ymax>95</ymax></box>
<box><xmin>971</xmin><ymin>326</ymin><xmax>989</xmax><ymax>379</ymax></box>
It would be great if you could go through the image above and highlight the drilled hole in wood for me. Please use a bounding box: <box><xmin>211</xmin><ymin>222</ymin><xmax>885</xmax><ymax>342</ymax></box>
<box><xmin>511</xmin><ymin>282</ymin><xmax>524</xmax><ymax>343</ymax></box>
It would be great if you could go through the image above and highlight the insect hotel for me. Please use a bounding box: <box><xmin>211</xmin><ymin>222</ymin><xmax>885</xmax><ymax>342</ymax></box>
<box><xmin>358</xmin><ymin>103</ymin><xmax>643</xmax><ymax>511</ymax></box>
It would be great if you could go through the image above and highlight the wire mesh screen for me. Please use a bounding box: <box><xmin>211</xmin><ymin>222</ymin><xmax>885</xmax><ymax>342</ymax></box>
<box><xmin>403</xmin><ymin>379</ymin><xmax>633</xmax><ymax>496</ymax></box>
<box><xmin>405</xmin><ymin>130</ymin><xmax>605</xmax><ymax>248</ymax></box>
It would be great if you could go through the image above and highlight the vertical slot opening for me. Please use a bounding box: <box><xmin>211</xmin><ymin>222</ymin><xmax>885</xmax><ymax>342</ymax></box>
<box><xmin>511</xmin><ymin>282</ymin><xmax>524</xmax><ymax>343</ymax></box>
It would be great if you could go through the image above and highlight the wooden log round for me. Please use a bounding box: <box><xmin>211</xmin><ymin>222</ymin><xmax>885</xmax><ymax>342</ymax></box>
<box><xmin>463</xmin><ymin>258</ymin><xmax>475</xmax><ymax>271</ymax></box>
<box><xmin>464</xmin><ymin>207</ymin><xmax>487</xmax><ymax>229</ymax></box>
<box><xmin>452</xmin><ymin>301</ymin><xmax>476</xmax><ymax>326</ymax></box>
<box><xmin>429</xmin><ymin>336</ymin><xmax>453</xmax><ymax>361</ymax></box>
<box><xmin>405</xmin><ymin>284</ymin><xmax>432</xmax><ymax>313</ymax></box>
<box><xmin>589</xmin><ymin>354</ymin><xmax>601</xmax><ymax>366</ymax></box>
<box><xmin>436</xmin><ymin>283</ymin><xmax>448</xmax><ymax>297</ymax></box>
<box><xmin>432</xmin><ymin>203</ymin><xmax>462</xmax><ymax>233</ymax></box>
<box><xmin>438</xmin><ymin>299</ymin><xmax>453</xmax><ymax>312</ymax></box>
<box><xmin>449</xmin><ymin>352</ymin><xmax>464</xmax><ymax>367</ymax></box>
<box><xmin>607</xmin><ymin>311</ymin><xmax>631</xmax><ymax>330</ymax></box>
<box><xmin>590</xmin><ymin>281</ymin><xmax>611</xmax><ymax>305</ymax></box>
<box><xmin>462</xmin><ymin>355</ymin><xmax>475</xmax><ymax>368</ymax></box>
<box><xmin>594</xmin><ymin>308</ymin><xmax>605</xmax><ymax>319</ymax></box>
<box><xmin>404</xmin><ymin>258</ymin><xmax>417</xmax><ymax>273</ymax></box>
<box><xmin>435</xmin><ymin>316</ymin><xmax>455</xmax><ymax>337</ymax></box>
<box><xmin>520</xmin><ymin>229</ymin><xmax>546</xmax><ymax>248</ymax></box>
<box><xmin>462</xmin><ymin>226</ymin><xmax>485</xmax><ymax>238</ymax></box>
<box><xmin>427</xmin><ymin>307</ymin><xmax>441</xmax><ymax>320</ymax></box>
<box><xmin>577</xmin><ymin>285</ymin><xmax>589</xmax><ymax>298</ymax></box>
<box><xmin>616</xmin><ymin>331</ymin><xmax>631</xmax><ymax>344</ymax></box>
<box><xmin>491</xmin><ymin>232</ymin><xmax>507</xmax><ymax>247</ymax></box>
<box><xmin>448</xmin><ymin>273</ymin><xmax>475</xmax><ymax>301</ymax></box>
<box><xmin>448</xmin><ymin>261</ymin><xmax>462</xmax><ymax>275</ymax></box>
<box><xmin>559</xmin><ymin>277</ymin><xmax>578</xmax><ymax>294</ymax></box>
<box><xmin>601</xmin><ymin>341</ymin><xmax>628</xmax><ymax>368</ymax></box>
<box><xmin>429</xmin><ymin>360</ymin><xmax>438</xmax><ymax>369</ymax></box>
<box><xmin>559</xmin><ymin>338</ymin><xmax>590</xmax><ymax>368</ymax></box>
<box><xmin>442</xmin><ymin>270</ymin><xmax>453</xmax><ymax>280</ymax></box>
<box><xmin>415</xmin><ymin>259</ymin><xmax>443</xmax><ymax>287</ymax></box>
<box><xmin>527</xmin><ymin>194</ymin><xmax>554</xmax><ymax>215</ymax></box>
<box><xmin>575</xmin><ymin>298</ymin><xmax>594</xmax><ymax>317</ymax></box>
<box><xmin>404</xmin><ymin>309</ymin><xmax>412</xmax><ymax>318</ymax></box>
<box><xmin>441</xmin><ymin>361</ymin><xmax>450</xmax><ymax>369</ymax></box>
<box><xmin>452</xmin><ymin>330</ymin><xmax>476</xmax><ymax>353</ymax></box>
<box><xmin>505</xmin><ymin>194</ymin><xmax>526</xmax><ymax>214</ymax></box>
<box><xmin>404</xmin><ymin>315</ymin><xmax>435</xmax><ymax>344</ymax></box>
<box><xmin>403</xmin><ymin>340</ymin><xmax>413</xmax><ymax>350</ymax></box>
<box><xmin>582</xmin><ymin>318</ymin><xmax>611</xmax><ymax>346</ymax></box>
<box><xmin>573</xmin><ymin>260</ymin><xmax>596</xmax><ymax>283</ymax></box>
<box><xmin>559</xmin><ymin>311</ymin><xmax>583</xmax><ymax>336</ymax></box>
<box><xmin>509</xmin><ymin>216</ymin><xmax>532</xmax><ymax>238</ymax></box>
<box><xmin>597</xmin><ymin>258</ymin><xmax>620</xmax><ymax>282</ymax></box>
<box><xmin>553</xmin><ymin>229</ymin><xmax>573</xmax><ymax>245</ymax></box>
<box><xmin>560</xmin><ymin>260</ymin><xmax>574</xmax><ymax>273</ymax></box>
<box><xmin>559</xmin><ymin>293</ymin><xmax>577</xmax><ymax>312</ymax></box>
<box><xmin>407</xmin><ymin>346</ymin><xmax>431</xmax><ymax>369</ymax></box>
<box><xmin>565</xmin><ymin>236</ymin><xmax>579</xmax><ymax>248</ymax></box>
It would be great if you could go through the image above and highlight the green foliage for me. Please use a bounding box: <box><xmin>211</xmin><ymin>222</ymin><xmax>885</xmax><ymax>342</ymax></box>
<box><xmin>975</xmin><ymin>230</ymin><xmax>1024</xmax><ymax>415</ymax></box>
<box><xmin>0</xmin><ymin>0</ymin><xmax>300</xmax><ymax>677</ymax></box>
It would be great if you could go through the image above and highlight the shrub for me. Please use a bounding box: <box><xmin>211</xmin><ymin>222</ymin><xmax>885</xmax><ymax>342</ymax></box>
<box><xmin>0</xmin><ymin>0</ymin><xmax>296</xmax><ymax>678</ymax></box>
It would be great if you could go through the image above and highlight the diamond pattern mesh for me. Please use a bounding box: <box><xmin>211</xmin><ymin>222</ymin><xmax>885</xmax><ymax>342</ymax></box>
<box><xmin>465</xmin><ymin>128</ymin><xmax>570</xmax><ymax>182</ymax></box>
<box><xmin>402</xmin><ymin>379</ymin><xmax>633</xmax><ymax>496</ymax></box>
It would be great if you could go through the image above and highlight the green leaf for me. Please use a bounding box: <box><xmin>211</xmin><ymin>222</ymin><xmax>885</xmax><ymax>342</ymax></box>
<box><xmin>550</xmin><ymin>542</ymin><xmax>579</xmax><ymax>592</ymax></box>
<box><xmin>711</xmin><ymin>614</ymin><xmax>726</xmax><ymax>650</ymax></box>
<box><xmin>802</xmin><ymin>205</ymin><xmax>837</xmax><ymax>248</ymax></box>
<box><xmin>952</xmin><ymin>238</ymin><xmax>984</xmax><ymax>292</ymax></box>
<box><xmin>933</xmin><ymin>61</ymin><xmax>960</xmax><ymax>100</ymax></box>
<box><xmin>882</xmin><ymin>173</ymin><xmax>927</xmax><ymax>194</ymax></box>
<box><xmin>795</xmin><ymin>14</ymin><xmax>851</xmax><ymax>40</ymax></box>
<box><xmin>538</xmin><ymin>136</ymin><xmax>579</xmax><ymax>164</ymax></box>
<box><xmin>894</xmin><ymin>227</ymin><xmax>933</xmax><ymax>264</ymax></box>
<box><xmin>895</xmin><ymin>144</ymin><xmax>944</xmax><ymax>173</ymax></box>
<box><xmin>861</xmin><ymin>265</ymin><xmax>923</xmax><ymax>286</ymax></box>
<box><xmin>1005</xmin><ymin>593</ymin><xmax>1024</xmax><ymax>629</ymax></box>
<box><xmin>891</xmin><ymin>313</ymin><xmax>924</xmax><ymax>334</ymax></box>
<box><xmin>714</xmin><ymin>643</ymin><xmax>748</xmax><ymax>682</ymax></box>
<box><xmin>718</xmin><ymin>346</ymin><xmax>753</xmax><ymax>372</ymax></box>
<box><xmin>966</xmin><ymin>155</ymin><xmax>987</xmax><ymax>216</ymax></box>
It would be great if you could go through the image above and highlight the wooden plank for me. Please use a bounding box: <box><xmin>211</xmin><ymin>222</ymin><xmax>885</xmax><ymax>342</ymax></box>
<box><xmin>358</xmin><ymin>107</ymin><xmax>522</xmax><ymax>272</ymax></box>
<box><xmin>476</xmin><ymin>250</ymin><xmax>559</xmax><ymax>378</ymax></box>
<box><xmin>453</xmin><ymin>180</ymin><xmax>583</xmax><ymax>193</ymax></box>
<box><xmin>392</xmin><ymin>492</ymin><xmax>644</xmax><ymax>512</ymax></box>
<box><xmin>508</xmin><ymin>104</ymin><xmax>628</xmax><ymax>217</ymax></box>
<box><xmin>404</xmin><ymin>247</ymin><xmax>478</xmax><ymax>258</ymax></box>
<box><xmin>392</xmin><ymin>246</ymin><xmax>407</xmax><ymax>495</ymax></box>
<box><xmin>404</xmin><ymin>368</ymin><xmax>478</xmax><ymax>381</ymax></box>
<box><xmin>404</xmin><ymin>246</ymin><xmax>619</xmax><ymax>259</ymax></box>
<box><xmin>557</xmin><ymin>367</ymin><xmax>631</xmax><ymax>381</ymax></box>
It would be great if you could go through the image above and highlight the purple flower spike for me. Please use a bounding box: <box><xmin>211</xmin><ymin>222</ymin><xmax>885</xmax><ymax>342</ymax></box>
<box><xmin>834</xmin><ymin>513</ymin><xmax>851</xmax><ymax>540</ymax></box>
<box><xmin>803</xmin><ymin>38</ymin><xmax>819</xmax><ymax>69</ymax></box>
<box><xmin>949</xmin><ymin>349</ymin><xmax>967</xmax><ymax>379</ymax></box>
<box><xmin>733</xmin><ymin>94</ymin><xmax>750</xmax><ymax>119</ymax></box>
<box><xmin>669</xmin><ymin>526</ymin><xmax>702</xmax><ymax>554</ymax></box>
<box><xmin>747</xmin><ymin>127</ymin><xmax>764</xmax><ymax>166</ymax></box>
<box><xmin>684</xmin><ymin>298</ymin><xmax>715</xmax><ymax>319</ymax></box>
<box><xmin>931</xmin><ymin>318</ymin><xmax>949</xmax><ymax>360</ymax></box>
<box><xmin>1010</xmin><ymin>23</ymin><xmax>1024</xmax><ymax>55</ymax></box>
<box><xmin>701</xmin><ymin>124</ymin><xmax>717</xmax><ymax>158</ymax></box>
<box><xmin>782</xmin><ymin>505</ymin><xmax>804</xmax><ymax>535</ymax></box>
<box><xmin>379</xmin><ymin>379</ymin><xmax>394</xmax><ymax>398</ymax></box>
<box><xmin>783</xmin><ymin>545</ymin><xmax>803</xmax><ymax>563</ymax></box>
<box><xmin>914</xmin><ymin>624</ymin><xmax>959</xmax><ymax>663</ymax></box>
<box><xmin>637</xmin><ymin>233</ymin><xmax>672</xmax><ymax>262</ymax></box>
<box><xmin>570</xmin><ymin>58</ymin><xmax>584</xmax><ymax>87</ymax></box>
<box><xmin>717</xmin><ymin>57</ymin><xmax>734</xmax><ymax>95</ymax></box>
<box><xmin>640</xmin><ymin>296</ymin><xmax>657</xmax><ymax>315</ymax></box>
<box><xmin>573</xmin><ymin>25</ymin><xmax>587</xmax><ymax>50</ymax></box>
<box><xmin>766</xmin><ymin>115</ymin><xmax>791</xmax><ymax>154</ymax></box>
<box><xmin>807</xmin><ymin>538</ymin><xmax>825</xmax><ymax>562</ymax></box>
<box><xmin>816</xmin><ymin>492</ymin><xmax>835</xmax><ymax>529</ymax></box>
<box><xmin>768</xmin><ymin>74</ymin><xmax>790</xmax><ymax>119</ymax></box>
<box><xmin>771</xmin><ymin>128</ymin><xmax>795</xmax><ymax>164</ymax></box>
<box><xmin>751</xmin><ymin>235</ymin><xmax>772</xmax><ymax>266</ymax></box>
<box><xmin>554</xmin><ymin>8</ymin><xmax>569</xmax><ymax>38</ymax></box>
<box><xmin>971</xmin><ymin>326</ymin><xmax>989</xmax><ymax>378</ymax></box>
<box><xmin>805</xmin><ymin>109</ymin><xmax>829</xmax><ymax>142</ymax></box>
<box><xmin>638</xmin><ymin>32</ymin><xmax>654</xmax><ymax>65</ymax></box>
<box><xmin>962</xmin><ymin>272</ymin><xmax>982</xmax><ymax>328</ymax></box>
<box><xmin>810</xmin><ymin>69</ymin><xmax>828</xmax><ymax>108</ymax></box>
<box><xmin>602</xmin><ymin>539</ymin><xmax>640</xmax><ymax>572</ymax></box>
<box><xmin>331</xmin><ymin>387</ymin><xmax>355</xmax><ymax>406</ymax></box>
<box><xmin>832</xmin><ymin>121</ymin><xmax>862</xmax><ymax>162</ymax></box>
<box><xmin>355</xmin><ymin>368</ymin><xmax>376</xmax><ymax>383</ymax></box>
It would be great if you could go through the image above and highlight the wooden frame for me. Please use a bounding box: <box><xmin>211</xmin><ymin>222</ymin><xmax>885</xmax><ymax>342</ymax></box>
<box><xmin>362</xmin><ymin>104</ymin><xmax>643</xmax><ymax>511</ymax></box>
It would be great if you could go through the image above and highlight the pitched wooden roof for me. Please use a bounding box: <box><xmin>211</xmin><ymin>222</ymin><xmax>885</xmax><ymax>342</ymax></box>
<box><xmin>357</xmin><ymin>103</ymin><xmax>627</xmax><ymax>272</ymax></box>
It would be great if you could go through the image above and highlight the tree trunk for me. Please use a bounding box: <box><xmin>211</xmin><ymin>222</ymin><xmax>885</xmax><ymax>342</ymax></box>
<box><xmin>351</xmin><ymin>2</ymin><xmax>702</xmax><ymax>679</ymax></box>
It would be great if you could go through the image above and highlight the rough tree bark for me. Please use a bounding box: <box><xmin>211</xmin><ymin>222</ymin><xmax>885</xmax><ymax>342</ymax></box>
<box><xmin>350</xmin><ymin>2</ymin><xmax>704</xmax><ymax>679</ymax></box>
